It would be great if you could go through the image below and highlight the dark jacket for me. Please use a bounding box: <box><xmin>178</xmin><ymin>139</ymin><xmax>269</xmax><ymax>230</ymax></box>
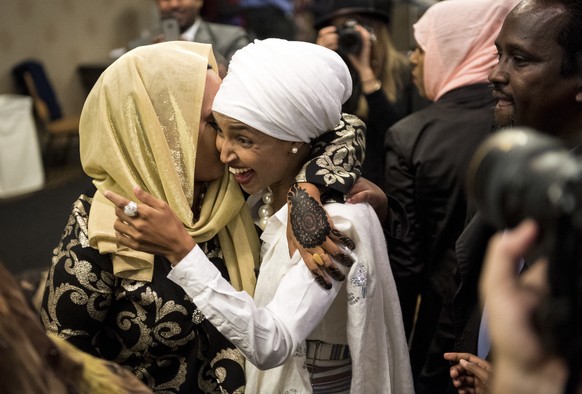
<box><xmin>384</xmin><ymin>83</ymin><xmax>496</xmax><ymax>375</ymax></box>
<box><xmin>415</xmin><ymin>212</ymin><xmax>496</xmax><ymax>393</ymax></box>
<box><xmin>361</xmin><ymin>71</ymin><xmax>427</xmax><ymax>191</ymax></box>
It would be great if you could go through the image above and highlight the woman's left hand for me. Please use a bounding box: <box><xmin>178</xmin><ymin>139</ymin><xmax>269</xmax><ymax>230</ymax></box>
<box><xmin>104</xmin><ymin>186</ymin><xmax>195</xmax><ymax>266</ymax></box>
<box><xmin>286</xmin><ymin>183</ymin><xmax>356</xmax><ymax>289</ymax></box>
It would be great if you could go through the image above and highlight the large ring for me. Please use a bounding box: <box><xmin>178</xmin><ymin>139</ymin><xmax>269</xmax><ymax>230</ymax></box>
<box><xmin>312</xmin><ymin>253</ymin><xmax>324</xmax><ymax>266</ymax></box>
<box><xmin>124</xmin><ymin>201</ymin><xmax>138</xmax><ymax>217</ymax></box>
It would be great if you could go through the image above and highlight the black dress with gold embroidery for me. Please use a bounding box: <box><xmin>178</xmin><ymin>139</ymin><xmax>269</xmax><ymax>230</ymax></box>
<box><xmin>40</xmin><ymin>185</ymin><xmax>245</xmax><ymax>393</ymax></box>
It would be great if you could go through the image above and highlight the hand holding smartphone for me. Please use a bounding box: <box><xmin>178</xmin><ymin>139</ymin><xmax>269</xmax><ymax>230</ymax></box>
<box><xmin>161</xmin><ymin>18</ymin><xmax>180</xmax><ymax>41</ymax></box>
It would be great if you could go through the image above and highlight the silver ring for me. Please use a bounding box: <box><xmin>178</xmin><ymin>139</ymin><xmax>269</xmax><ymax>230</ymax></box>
<box><xmin>123</xmin><ymin>201</ymin><xmax>138</xmax><ymax>217</ymax></box>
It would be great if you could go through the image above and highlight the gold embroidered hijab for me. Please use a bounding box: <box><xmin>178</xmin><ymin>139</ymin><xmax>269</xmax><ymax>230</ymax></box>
<box><xmin>80</xmin><ymin>41</ymin><xmax>260</xmax><ymax>295</ymax></box>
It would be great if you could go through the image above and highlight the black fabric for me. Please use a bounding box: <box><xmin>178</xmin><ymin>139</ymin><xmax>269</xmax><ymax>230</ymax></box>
<box><xmin>360</xmin><ymin>88</ymin><xmax>400</xmax><ymax>190</ymax></box>
<box><xmin>40</xmin><ymin>185</ymin><xmax>246</xmax><ymax>393</ymax></box>
<box><xmin>383</xmin><ymin>83</ymin><xmax>496</xmax><ymax>380</ymax></box>
<box><xmin>361</xmin><ymin>67</ymin><xmax>427</xmax><ymax>191</ymax></box>
<box><xmin>12</xmin><ymin>60</ymin><xmax>63</xmax><ymax>120</ymax></box>
<box><xmin>415</xmin><ymin>212</ymin><xmax>496</xmax><ymax>394</ymax></box>
<box><xmin>242</xmin><ymin>5</ymin><xmax>295</xmax><ymax>40</ymax></box>
<box><xmin>314</xmin><ymin>0</ymin><xmax>392</xmax><ymax>29</ymax></box>
<box><xmin>300</xmin><ymin>113</ymin><xmax>366</xmax><ymax>200</ymax></box>
<box><xmin>385</xmin><ymin>194</ymin><xmax>410</xmax><ymax>240</ymax></box>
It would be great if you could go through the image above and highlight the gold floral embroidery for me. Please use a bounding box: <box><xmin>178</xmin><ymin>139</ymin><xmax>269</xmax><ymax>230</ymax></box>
<box><xmin>41</xmin><ymin>191</ymin><xmax>245</xmax><ymax>393</ymax></box>
<box><xmin>295</xmin><ymin>113</ymin><xmax>365</xmax><ymax>195</ymax></box>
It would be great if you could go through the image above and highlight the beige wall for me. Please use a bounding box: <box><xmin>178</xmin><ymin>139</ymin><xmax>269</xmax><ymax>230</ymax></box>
<box><xmin>0</xmin><ymin>1</ymin><xmax>425</xmax><ymax>118</ymax></box>
<box><xmin>0</xmin><ymin>0</ymin><xmax>157</xmax><ymax>117</ymax></box>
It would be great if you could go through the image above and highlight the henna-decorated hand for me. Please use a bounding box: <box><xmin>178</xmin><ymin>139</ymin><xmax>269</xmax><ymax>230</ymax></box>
<box><xmin>104</xmin><ymin>186</ymin><xmax>195</xmax><ymax>266</ymax></box>
<box><xmin>286</xmin><ymin>182</ymin><xmax>356</xmax><ymax>289</ymax></box>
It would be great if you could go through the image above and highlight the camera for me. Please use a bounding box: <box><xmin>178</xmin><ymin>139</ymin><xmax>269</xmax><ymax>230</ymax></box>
<box><xmin>337</xmin><ymin>20</ymin><xmax>363</xmax><ymax>55</ymax></box>
<box><xmin>466</xmin><ymin>128</ymin><xmax>582</xmax><ymax>232</ymax></box>
<box><xmin>467</xmin><ymin>127</ymin><xmax>582</xmax><ymax>367</ymax></box>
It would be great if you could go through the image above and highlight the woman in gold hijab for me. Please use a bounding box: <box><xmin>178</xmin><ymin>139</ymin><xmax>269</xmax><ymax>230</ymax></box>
<box><xmin>40</xmin><ymin>41</ymin><xmax>259</xmax><ymax>393</ymax></box>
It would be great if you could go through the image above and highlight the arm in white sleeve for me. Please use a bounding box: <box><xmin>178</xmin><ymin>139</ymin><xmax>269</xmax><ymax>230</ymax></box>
<box><xmin>168</xmin><ymin>245</ymin><xmax>343</xmax><ymax>369</ymax></box>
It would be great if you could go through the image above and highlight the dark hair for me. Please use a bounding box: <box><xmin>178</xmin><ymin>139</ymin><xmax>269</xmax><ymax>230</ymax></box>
<box><xmin>551</xmin><ymin>0</ymin><xmax>582</xmax><ymax>76</ymax></box>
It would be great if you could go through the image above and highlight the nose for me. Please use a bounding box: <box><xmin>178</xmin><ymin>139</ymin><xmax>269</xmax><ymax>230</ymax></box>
<box><xmin>409</xmin><ymin>52</ymin><xmax>417</xmax><ymax>65</ymax></box>
<box><xmin>218</xmin><ymin>138</ymin><xmax>237</xmax><ymax>164</ymax></box>
<box><xmin>488</xmin><ymin>60</ymin><xmax>507</xmax><ymax>86</ymax></box>
<box><xmin>409</xmin><ymin>48</ymin><xmax>419</xmax><ymax>65</ymax></box>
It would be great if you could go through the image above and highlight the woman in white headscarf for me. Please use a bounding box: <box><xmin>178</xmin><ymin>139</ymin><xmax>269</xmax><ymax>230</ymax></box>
<box><xmin>106</xmin><ymin>38</ymin><xmax>413</xmax><ymax>393</ymax></box>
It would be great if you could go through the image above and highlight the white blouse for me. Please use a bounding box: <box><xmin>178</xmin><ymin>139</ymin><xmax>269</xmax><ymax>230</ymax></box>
<box><xmin>168</xmin><ymin>203</ymin><xmax>346</xmax><ymax>368</ymax></box>
<box><xmin>168</xmin><ymin>202</ymin><xmax>413</xmax><ymax>393</ymax></box>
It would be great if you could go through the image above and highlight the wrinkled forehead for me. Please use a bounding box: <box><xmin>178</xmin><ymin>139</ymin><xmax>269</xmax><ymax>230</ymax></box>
<box><xmin>503</xmin><ymin>0</ymin><xmax>567</xmax><ymax>37</ymax></box>
<box><xmin>498</xmin><ymin>1</ymin><xmax>567</xmax><ymax>53</ymax></box>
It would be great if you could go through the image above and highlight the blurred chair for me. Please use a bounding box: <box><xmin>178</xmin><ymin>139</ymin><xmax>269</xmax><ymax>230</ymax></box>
<box><xmin>12</xmin><ymin>60</ymin><xmax>80</xmax><ymax>165</ymax></box>
<box><xmin>0</xmin><ymin>94</ymin><xmax>45</xmax><ymax>198</ymax></box>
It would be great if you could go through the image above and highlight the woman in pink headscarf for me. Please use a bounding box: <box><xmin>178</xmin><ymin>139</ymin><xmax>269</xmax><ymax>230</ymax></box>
<box><xmin>382</xmin><ymin>0</ymin><xmax>521</xmax><ymax>392</ymax></box>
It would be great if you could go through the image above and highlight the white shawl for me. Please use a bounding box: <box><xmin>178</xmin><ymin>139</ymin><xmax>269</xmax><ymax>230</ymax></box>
<box><xmin>246</xmin><ymin>202</ymin><xmax>414</xmax><ymax>393</ymax></box>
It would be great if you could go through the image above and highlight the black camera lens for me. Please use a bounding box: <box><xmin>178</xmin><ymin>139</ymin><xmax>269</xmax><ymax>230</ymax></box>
<box><xmin>467</xmin><ymin>128</ymin><xmax>578</xmax><ymax>230</ymax></box>
<box><xmin>467</xmin><ymin>127</ymin><xmax>582</xmax><ymax>367</ymax></box>
<box><xmin>337</xmin><ymin>20</ymin><xmax>362</xmax><ymax>55</ymax></box>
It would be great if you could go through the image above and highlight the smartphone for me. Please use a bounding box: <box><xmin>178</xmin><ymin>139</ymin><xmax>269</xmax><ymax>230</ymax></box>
<box><xmin>161</xmin><ymin>18</ymin><xmax>180</xmax><ymax>41</ymax></box>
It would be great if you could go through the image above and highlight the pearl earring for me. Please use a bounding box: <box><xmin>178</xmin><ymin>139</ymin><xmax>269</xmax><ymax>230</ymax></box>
<box><xmin>291</xmin><ymin>147</ymin><xmax>298</xmax><ymax>154</ymax></box>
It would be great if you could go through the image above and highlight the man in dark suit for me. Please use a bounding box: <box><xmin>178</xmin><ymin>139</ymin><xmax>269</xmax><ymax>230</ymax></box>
<box><xmin>155</xmin><ymin>0</ymin><xmax>249</xmax><ymax>66</ymax></box>
<box><xmin>383</xmin><ymin>0</ymin><xmax>515</xmax><ymax>381</ymax></box>
<box><xmin>416</xmin><ymin>0</ymin><xmax>582</xmax><ymax>392</ymax></box>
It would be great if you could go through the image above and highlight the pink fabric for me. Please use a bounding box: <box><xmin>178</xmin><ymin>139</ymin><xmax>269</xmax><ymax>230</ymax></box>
<box><xmin>414</xmin><ymin>0</ymin><xmax>520</xmax><ymax>101</ymax></box>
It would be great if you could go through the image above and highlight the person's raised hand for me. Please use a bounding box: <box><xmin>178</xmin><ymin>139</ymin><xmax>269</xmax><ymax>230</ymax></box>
<box><xmin>315</xmin><ymin>26</ymin><xmax>339</xmax><ymax>51</ymax></box>
<box><xmin>480</xmin><ymin>220</ymin><xmax>567</xmax><ymax>394</ymax></box>
<box><xmin>444</xmin><ymin>352</ymin><xmax>492</xmax><ymax>394</ymax></box>
<box><xmin>346</xmin><ymin>25</ymin><xmax>375</xmax><ymax>77</ymax></box>
<box><xmin>346</xmin><ymin>177</ymin><xmax>388</xmax><ymax>224</ymax></box>
<box><xmin>104</xmin><ymin>186</ymin><xmax>195</xmax><ymax>266</ymax></box>
<box><xmin>286</xmin><ymin>183</ymin><xmax>356</xmax><ymax>289</ymax></box>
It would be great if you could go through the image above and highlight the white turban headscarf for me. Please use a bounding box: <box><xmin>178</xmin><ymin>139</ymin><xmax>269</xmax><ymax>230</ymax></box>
<box><xmin>213</xmin><ymin>38</ymin><xmax>353</xmax><ymax>143</ymax></box>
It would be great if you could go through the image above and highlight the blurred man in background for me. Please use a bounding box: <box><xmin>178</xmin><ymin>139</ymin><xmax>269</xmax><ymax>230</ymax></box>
<box><xmin>155</xmin><ymin>0</ymin><xmax>249</xmax><ymax>63</ymax></box>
